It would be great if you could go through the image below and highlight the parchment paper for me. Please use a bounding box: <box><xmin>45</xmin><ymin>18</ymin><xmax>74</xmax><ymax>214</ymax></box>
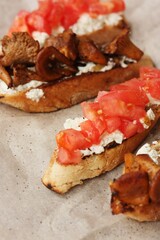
<box><xmin>1</xmin><ymin>1</ymin><xmax>160</xmax><ymax>239</ymax></box>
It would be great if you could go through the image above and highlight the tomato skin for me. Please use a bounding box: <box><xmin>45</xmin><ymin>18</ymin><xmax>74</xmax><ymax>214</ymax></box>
<box><xmin>57</xmin><ymin>147</ymin><xmax>82</xmax><ymax>165</ymax></box>
<box><xmin>56</xmin><ymin>129</ymin><xmax>91</xmax><ymax>151</ymax></box>
<box><xmin>80</xmin><ymin>120</ymin><xmax>100</xmax><ymax>144</ymax></box>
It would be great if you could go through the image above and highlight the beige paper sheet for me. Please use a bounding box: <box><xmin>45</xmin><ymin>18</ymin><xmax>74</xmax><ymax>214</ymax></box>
<box><xmin>0</xmin><ymin>0</ymin><xmax>160</xmax><ymax>239</ymax></box>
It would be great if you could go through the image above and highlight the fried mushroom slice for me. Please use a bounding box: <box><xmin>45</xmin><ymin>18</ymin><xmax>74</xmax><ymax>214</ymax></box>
<box><xmin>44</xmin><ymin>29</ymin><xmax>78</xmax><ymax>61</ymax></box>
<box><xmin>0</xmin><ymin>63</ymin><xmax>12</xmax><ymax>86</ymax></box>
<box><xmin>78</xmin><ymin>39</ymin><xmax>108</xmax><ymax>65</ymax></box>
<box><xmin>104</xmin><ymin>28</ymin><xmax>143</xmax><ymax>61</ymax></box>
<box><xmin>36</xmin><ymin>46</ymin><xmax>77</xmax><ymax>81</ymax></box>
<box><xmin>13</xmin><ymin>64</ymin><xmax>43</xmax><ymax>87</ymax></box>
<box><xmin>0</xmin><ymin>32</ymin><xmax>40</xmax><ymax>66</ymax></box>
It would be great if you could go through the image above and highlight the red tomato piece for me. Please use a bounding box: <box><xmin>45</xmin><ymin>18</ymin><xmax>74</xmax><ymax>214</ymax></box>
<box><xmin>105</xmin><ymin>116</ymin><xmax>122</xmax><ymax>133</ymax></box>
<box><xmin>81</xmin><ymin>102</ymin><xmax>106</xmax><ymax>135</ymax></box>
<box><xmin>8</xmin><ymin>10</ymin><xmax>30</xmax><ymax>35</ymax></box>
<box><xmin>120</xmin><ymin>119</ymin><xmax>138</xmax><ymax>138</ymax></box>
<box><xmin>57</xmin><ymin>147</ymin><xmax>82</xmax><ymax>165</ymax></box>
<box><xmin>61</xmin><ymin>5</ymin><xmax>80</xmax><ymax>29</ymax></box>
<box><xmin>140</xmin><ymin>67</ymin><xmax>160</xmax><ymax>80</ymax></box>
<box><xmin>110</xmin><ymin>78</ymin><xmax>145</xmax><ymax>92</ymax></box>
<box><xmin>47</xmin><ymin>2</ymin><xmax>64</xmax><ymax>29</ymax></box>
<box><xmin>145</xmin><ymin>78</ymin><xmax>160</xmax><ymax>100</ymax></box>
<box><xmin>26</xmin><ymin>10</ymin><xmax>52</xmax><ymax>34</ymax></box>
<box><xmin>89</xmin><ymin>0</ymin><xmax>125</xmax><ymax>15</ymax></box>
<box><xmin>80</xmin><ymin>120</ymin><xmax>100</xmax><ymax>144</ymax></box>
<box><xmin>97</xmin><ymin>89</ymin><xmax>148</xmax><ymax>107</ymax></box>
<box><xmin>56</xmin><ymin>129</ymin><xmax>91</xmax><ymax>151</ymax></box>
<box><xmin>99</xmin><ymin>97</ymin><xmax>146</xmax><ymax>121</ymax></box>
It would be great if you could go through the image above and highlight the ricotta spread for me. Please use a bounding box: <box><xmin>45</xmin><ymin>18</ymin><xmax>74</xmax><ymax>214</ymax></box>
<box><xmin>76</xmin><ymin>59</ymin><xmax>115</xmax><ymax>75</ymax></box>
<box><xmin>32</xmin><ymin>31</ymin><xmax>49</xmax><ymax>48</ymax></box>
<box><xmin>137</xmin><ymin>142</ymin><xmax>160</xmax><ymax>165</ymax></box>
<box><xmin>26</xmin><ymin>88</ymin><xmax>44</xmax><ymax>102</ymax></box>
<box><xmin>0</xmin><ymin>79</ymin><xmax>45</xmax><ymax>95</ymax></box>
<box><xmin>71</xmin><ymin>13</ymin><xmax>123</xmax><ymax>35</ymax></box>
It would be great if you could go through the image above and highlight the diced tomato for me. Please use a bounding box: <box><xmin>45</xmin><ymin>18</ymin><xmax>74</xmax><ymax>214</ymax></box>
<box><xmin>97</xmin><ymin>89</ymin><xmax>149</xmax><ymax>107</ymax></box>
<box><xmin>105</xmin><ymin>116</ymin><xmax>122</xmax><ymax>133</ymax></box>
<box><xmin>99</xmin><ymin>97</ymin><xmax>146</xmax><ymax>121</ymax></box>
<box><xmin>26</xmin><ymin>10</ymin><xmax>52</xmax><ymax>34</ymax></box>
<box><xmin>8</xmin><ymin>10</ymin><xmax>31</xmax><ymax>35</ymax></box>
<box><xmin>47</xmin><ymin>2</ymin><xmax>64</xmax><ymax>29</ymax></box>
<box><xmin>56</xmin><ymin>129</ymin><xmax>91</xmax><ymax>151</ymax></box>
<box><xmin>120</xmin><ymin>119</ymin><xmax>138</xmax><ymax>138</ymax></box>
<box><xmin>80</xmin><ymin>120</ymin><xmax>100</xmax><ymax>144</ymax></box>
<box><xmin>110</xmin><ymin>78</ymin><xmax>145</xmax><ymax>92</ymax></box>
<box><xmin>88</xmin><ymin>0</ymin><xmax>125</xmax><ymax>15</ymax></box>
<box><xmin>61</xmin><ymin>5</ymin><xmax>80</xmax><ymax>29</ymax></box>
<box><xmin>145</xmin><ymin>78</ymin><xmax>160</xmax><ymax>100</ymax></box>
<box><xmin>57</xmin><ymin>147</ymin><xmax>82</xmax><ymax>165</ymax></box>
<box><xmin>140</xmin><ymin>67</ymin><xmax>160</xmax><ymax>80</ymax></box>
<box><xmin>81</xmin><ymin>101</ymin><xmax>106</xmax><ymax>135</ymax></box>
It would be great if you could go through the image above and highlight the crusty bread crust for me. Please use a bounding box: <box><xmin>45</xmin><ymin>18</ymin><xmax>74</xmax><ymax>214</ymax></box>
<box><xmin>0</xmin><ymin>55</ymin><xmax>154</xmax><ymax>112</ymax></box>
<box><xmin>42</xmin><ymin>108</ymin><xmax>160</xmax><ymax>194</ymax></box>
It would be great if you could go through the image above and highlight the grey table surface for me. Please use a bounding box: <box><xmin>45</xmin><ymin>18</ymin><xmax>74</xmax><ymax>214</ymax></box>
<box><xmin>0</xmin><ymin>0</ymin><xmax>160</xmax><ymax>240</ymax></box>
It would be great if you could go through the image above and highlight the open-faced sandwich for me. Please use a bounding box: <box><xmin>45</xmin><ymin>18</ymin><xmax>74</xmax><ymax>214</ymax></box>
<box><xmin>0</xmin><ymin>0</ymin><xmax>153</xmax><ymax>112</ymax></box>
<box><xmin>42</xmin><ymin>67</ymin><xmax>160</xmax><ymax>194</ymax></box>
<box><xmin>110</xmin><ymin>140</ymin><xmax>160</xmax><ymax>222</ymax></box>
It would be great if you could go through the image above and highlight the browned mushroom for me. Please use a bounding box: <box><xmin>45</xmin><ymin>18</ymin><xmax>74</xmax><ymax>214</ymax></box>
<box><xmin>104</xmin><ymin>28</ymin><xmax>143</xmax><ymax>61</ymax></box>
<box><xmin>36</xmin><ymin>46</ymin><xmax>77</xmax><ymax>81</ymax></box>
<box><xmin>0</xmin><ymin>32</ymin><xmax>40</xmax><ymax>66</ymax></box>
<box><xmin>44</xmin><ymin>29</ymin><xmax>78</xmax><ymax>61</ymax></box>
<box><xmin>0</xmin><ymin>63</ymin><xmax>12</xmax><ymax>87</ymax></box>
<box><xmin>78</xmin><ymin>39</ymin><xmax>108</xmax><ymax>65</ymax></box>
<box><xmin>13</xmin><ymin>64</ymin><xmax>44</xmax><ymax>87</ymax></box>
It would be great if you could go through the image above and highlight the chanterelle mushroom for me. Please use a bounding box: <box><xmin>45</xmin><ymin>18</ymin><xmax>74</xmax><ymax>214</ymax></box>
<box><xmin>0</xmin><ymin>32</ymin><xmax>40</xmax><ymax>66</ymax></box>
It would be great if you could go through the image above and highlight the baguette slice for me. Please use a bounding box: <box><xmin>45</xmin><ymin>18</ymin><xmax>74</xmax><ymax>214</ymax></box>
<box><xmin>110</xmin><ymin>140</ymin><xmax>160</xmax><ymax>222</ymax></box>
<box><xmin>42</xmin><ymin>106</ymin><xmax>160</xmax><ymax>194</ymax></box>
<box><xmin>0</xmin><ymin>55</ymin><xmax>154</xmax><ymax>112</ymax></box>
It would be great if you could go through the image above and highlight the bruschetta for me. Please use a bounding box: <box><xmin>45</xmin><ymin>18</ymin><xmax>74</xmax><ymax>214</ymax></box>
<box><xmin>0</xmin><ymin>0</ymin><xmax>151</xmax><ymax>113</ymax></box>
<box><xmin>42</xmin><ymin>67</ymin><xmax>160</xmax><ymax>193</ymax></box>
<box><xmin>110</xmin><ymin>140</ymin><xmax>160</xmax><ymax>222</ymax></box>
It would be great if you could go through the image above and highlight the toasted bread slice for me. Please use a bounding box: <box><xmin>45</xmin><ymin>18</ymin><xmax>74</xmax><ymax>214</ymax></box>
<box><xmin>42</xmin><ymin>107</ymin><xmax>160</xmax><ymax>194</ymax></box>
<box><xmin>110</xmin><ymin>140</ymin><xmax>160</xmax><ymax>222</ymax></box>
<box><xmin>0</xmin><ymin>55</ymin><xmax>154</xmax><ymax>112</ymax></box>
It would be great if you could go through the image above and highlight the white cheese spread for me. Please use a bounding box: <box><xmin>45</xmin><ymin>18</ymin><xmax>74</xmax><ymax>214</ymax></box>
<box><xmin>137</xmin><ymin>142</ymin><xmax>160</xmax><ymax>165</ymax></box>
<box><xmin>76</xmin><ymin>59</ymin><xmax>115</xmax><ymax>75</ymax></box>
<box><xmin>71</xmin><ymin>13</ymin><xmax>123</xmax><ymax>35</ymax></box>
<box><xmin>32</xmin><ymin>31</ymin><xmax>49</xmax><ymax>48</ymax></box>
<box><xmin>0</xmin><ymin>79</ymin><xmax>45</xmax><ymax>95</ymax></box>
<box><xmin>26</xmin><ymin>88</ymin><xmax>44</xmax><ymax>102</ymax></box>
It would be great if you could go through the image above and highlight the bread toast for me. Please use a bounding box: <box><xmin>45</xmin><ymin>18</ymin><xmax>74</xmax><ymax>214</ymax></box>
<box><xmin>42</xmin><ymin>110</ymin><xmax>160</xmax><ymax>194</ymax></box>
<box><xmin>0</xmin><ymin>55</ymin><xmax>154</xmax><ymax>112</ymax></box>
